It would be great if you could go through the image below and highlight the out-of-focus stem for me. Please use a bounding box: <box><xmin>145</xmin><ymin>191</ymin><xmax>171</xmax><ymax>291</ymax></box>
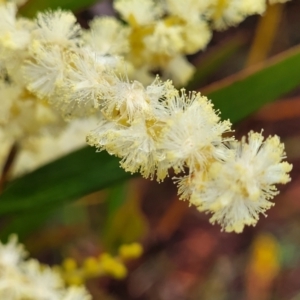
<box><xmin>0</xmin><ymin>143</ymin><xmax>18</xmax><ymax>194</ymax></box>
<box><xmin>246</xmin><ymin>3</ymin><xmax>284</xmax><ymax>67</ymax></box>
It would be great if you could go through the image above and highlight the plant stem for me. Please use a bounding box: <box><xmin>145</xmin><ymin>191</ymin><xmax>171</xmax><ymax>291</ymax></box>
<box><xmin>0</xmin><ymin>143</ymin><xmax>18</xmax><ymax>194</ymax></box>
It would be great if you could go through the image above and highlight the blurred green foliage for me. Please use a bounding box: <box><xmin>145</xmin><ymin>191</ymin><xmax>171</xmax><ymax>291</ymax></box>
<box><xmin>19</xmin><ymin>0</ymin><xmax>101</xmax><ymax>17</ymax></box>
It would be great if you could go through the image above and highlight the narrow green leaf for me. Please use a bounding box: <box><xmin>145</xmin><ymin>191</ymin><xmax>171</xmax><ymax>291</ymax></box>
<box><xmin>0</xmin><ymin>147</ymin><xmax>132</xmax><ymax>215</ymax></box>
<box><xmin>204</xmin><ymin>45</ymin><xmax>300</xmax><ymax>123</ymax></box>
<box><xmin>0</xmin><ymin>208</ymin><xmax>56</xmax><ymax>240</ymax></box>
<box><xmin>106</xmin><ymin>183</ymin><xmax>128</xmax><ymax>220</ymax></box>
<box><xmin>102</xmin><ymin>187</ymin><xmax>148</xmax><ymax>252</ymax></box>
<box><xmin>19</xmin><ymin>0</ymin><xmax>100</xmax><ymax>18</ymax></box>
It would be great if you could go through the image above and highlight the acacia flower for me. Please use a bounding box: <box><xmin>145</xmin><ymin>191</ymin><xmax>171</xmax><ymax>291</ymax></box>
<box><xmin>83</xmin><ymin>17</ymin><xmax>130</xmax><ymax>56</ymax></box>
<box><xmin>0</xmin><ymin>236</ymin><xmax>92</xmax><ymax>300</ymax></box>
<box><xmin>33</xmin><ymin>10</ymin><xmax>81</xmax><ymax>46</ymax></box>
<box><xmin>114</xmin><ymin>0</ymin><xmax>163</xmax><ymax>26</ymax></box>
<box><xmin>177</xmin><ymin>132</ymin><xmax>292</xmax><ymax>233</ymax></box>
<box><xmin>23</xmin><ymin>42</ymin><xmax>67</xmax><ymax>98</ymax></box>
<box><xmin>158</xmin><ymin>91</ymin><xmax>232</xmax><ymax>175</ymax></box>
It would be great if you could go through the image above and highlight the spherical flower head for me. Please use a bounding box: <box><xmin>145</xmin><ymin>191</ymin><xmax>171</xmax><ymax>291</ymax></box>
<box><xmin>23</xmin><ymin>42</ymin><xmax>67</xmax><ymax>98</ymax></box>
<box><xmin>145</xmin><ymin>76</ymin><xmax>179</xmax><ymax>119</ymax></box>
<box><xmin>122</xmin><ymin>120</ymin><xmax>158</xmax><ymax>177</ymax></box>
<box><xmin>87</xmin><ymin>114</ymin><xmax>162</xmax><ymax>179</ymax></box>
<box><xmin>83</xmin><ymin>17</ymin><xmax>130</xmax><ymax>56</ymax></box>
<box><xmin>33</xmin><ymin>9</ymin><xmax>81</xmax><ymax>46</ymax></box>
<box><xmin>113</xmin><ymin>0</ymin><xmax>163</xmax><ymax>26</ymax></box>
<box><xmin>143</xmin><ymin>20</ymin><xmax>184</xmax><ymax>56</ymax></box>
<box><xmin>0</xmin><ymin>2</ymin><xmax>32</xmax><ymax>50</ymax></box>
<box><xmin>187</xmin><ymin>132</ymin><xmax>292</xmax><ymax>233</ymax></box>
<box><xmin>0</xmin><ymin>3</ymin><xmax>18</xmax><ymax>35</ymax></box>
<box><xmin>0</xmin><ymin>235</ymin><xmax>93</xmax><ymax>299</ymax></box>
<box><xmin>102</xmin><ymin>77</ymin><xmax>152</xmax><ymax>123</ymax></box>
<box><xmin>55</xmin><ymin>47</ymin><xmax>115</xmax><ymax>119</ymax></box>
<box><xmin>182</xmin><ymin>20</ymin><xmax>212</xmax><ymax>54</ymax></box>
<box><xmin>24</xmin><ymin>259</ymin><xmax>64</xmax><ymax>299</ymax></box>
<box><xmin>3</xmin><ymin>90</ymin><xmax>63</xmax><ymax>141</ymax></box>
<box><xmin>0</xmin><ymin>235</ymin><xmax>27</xmax><ymax>268</ymax></box>
<box><xmin>86</xmin><ymin>116</ymin><xmax>124</xmax><ymax>153</ymax></box>
<box><xmin>158</xmin><ymin>91</ymin><xmax>232</xmax><ymax>175</ymax></box>
<box><xmin>210</xmin><ymin>0</ymin><xmax>266</xmax><ymax>30</ymax></box>
<box><xmin>165</xmin><ymin>0</ymin><xmax>210</xmax><ymax>23</ymax></box>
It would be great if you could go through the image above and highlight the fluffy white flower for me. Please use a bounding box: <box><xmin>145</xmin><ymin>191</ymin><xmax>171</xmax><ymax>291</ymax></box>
<box><xmin>183</xmin><ymin>132</ymin><xmax>292</xmax><ymax>233</ymax></box>
<box><xmin>83</xmin><ymin>17</ymin><xmax>130</xmax><ymax>56</ymax></box>
<box><xmin>165</xmin><ymin>0</ymin><xmax>210</xmax><ymax>23</ymax></box>
<box><xmin>23</xmin><ymin>259</ymin><xmax>63</xmax><ymax>299</ymax></box>
<box><xmin>0</xmin><ymin>235</ymin><xmax>27</xmax><ymax>268</ymax></box>
<box><xmin>182</xmin><ymin>20</ymin><xmax>212</xmax><ymax>54</ymax></box>
<box><xmin>87</xmin><ymin>116</ymin><xmax>161</xmax><ymax>179</ymax></box>
<box><xmin>23</xmin><ymin>42</ymin><xmax>67</xmax><ymax>98</ymax></box>
<box><xmin>143</xmin><ymin>20</ymin><xmax>184</xmax><ymax>56</ymax></box>
<box><xmin>0</xmin><ymin>83</ymin><xmax>62</xmax><ymax>139</ymax></box>
<box><xmin>102</xmin><ymin>77</ymin><xmax>152</xmax><ymax>122</ymax></box>
<box><xmin>33</xmin><ymin>10</ymin><xmax>81</xmax><ymax>46</ymax></box>
<box><xmin>114</xmin><ymin>0</ymin><xmax>163</xmax><ymax>26</ymax></box>
<box><xmin>55</xmin><ymin>47</ymin><xmax>116</xmax><ymax>118</ymax></box>
<box><xmin>146</xmin><ymin>77</ymin><xmax>178</xmax><ymax>119</ymax></box>
<box><xmin>86</xmin><ymin>115</ymin><xmax>124</xmax><ymax>152</ymax></box>
<box><xmin>0</xmin><ymin>3</ymin><xmax>31</xmax><ymax>50</ymax></box>
<box><xmin>115</xmin><ymin>118</ymin><xmax>159</xmax><ymax>178</ymax></box>
<box><xmin>158</xmin><ymin>91</ymin><xmax>232</xmax><ymax>175</ymax></box>
<box><xmin>209</xmin><ymin>0</ymin><xmax>266</xmax><ymax>30</ymax></box>
<box><xmin>0</xmin><ymin>236</ymin><xmax>92</xmax><ymax>300</ymax></box>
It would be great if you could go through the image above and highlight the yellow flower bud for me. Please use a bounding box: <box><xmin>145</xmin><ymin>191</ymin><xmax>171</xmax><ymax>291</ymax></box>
<box><xmin>111</xmin><ymin>262</ymin><xmax>127</xmax><ymax>279</ymax></box>
<box><xmin>100</xmin><ymin>253</ymin><xmax>128</xmax><ymax>279</ymax></box>
<box><xmin>119</xmin><ymin>243</ymin><xmax>143</xmax><ymax>260</ymax></box>
<box><xmin>65</xmin><ymin>275</ymin><xmax>84</xmax><ymax>286</ymax></box>
<box><xmin>83</xmin><ymin>257</ymin><xmax>100</xmax><ymax>277</ymax></box>
<box><xmin>62</xmin><ymin>258</ymin><xmax>77</xmax><ymax>272</ymax></box>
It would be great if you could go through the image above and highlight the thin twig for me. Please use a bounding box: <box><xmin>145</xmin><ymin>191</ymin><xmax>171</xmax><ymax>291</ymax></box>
<box><xmin>0</xmin><ymin>142</ymin><xmax>18</xmax><ymax>193</ymax></box>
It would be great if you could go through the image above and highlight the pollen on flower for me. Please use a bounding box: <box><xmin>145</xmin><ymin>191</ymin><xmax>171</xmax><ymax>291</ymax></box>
<box><xmin>180</xmin><ymin>132</ymin><xmax>292</xmax><ymax>233</ymax></box>
<box><xmin>55</xmin><ymin>47</ymin><xmax>115</xmax><ymax>118</ymax></box>
<box><xmin>158</xmin><ymin>91</ymin><xmax>232</xmax><ymax>175</ymax></box>
<box><xmin>102</xmin><ymin>77</ymin><xmax>152</xmax><ymax>122</ymax></box>
<box><xmin>23</xmin><ymin>42</ymin><xmax>67</xmax><ymax>98</ymax></box>
<box><xmin>33</xmin><ymin>9</ymin><xmax>81</xmax><ymax>45</ymax></box>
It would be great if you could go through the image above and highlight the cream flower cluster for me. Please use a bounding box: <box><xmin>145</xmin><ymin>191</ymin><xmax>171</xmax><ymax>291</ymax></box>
<box><xmin>0</xmin><ymin>1</ymin><xmax>99</xmax><ymax>177</ymax></box>
<box><xmin>83</xmin><ymin>0</ymin><xmax>290</xmax><ymax>86</ymax></box>
<box><xmin>177</xmin><ymin>132</ymin><xmax>292</xmax><ymax>232</ymax></box>
<box><xmin>0</xmin><ymin>235</ymin><xmax>91</xmax><ymax>300</ymax></box>
<box><xmin>0</xmin><ymin>1</ymin><xmax>292</xmax><ymax>232</ymax></box>
<box><xmin>85</xmin><ymin>84</ymin><xmax>291</xmax><ymax>232</ymax></box>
